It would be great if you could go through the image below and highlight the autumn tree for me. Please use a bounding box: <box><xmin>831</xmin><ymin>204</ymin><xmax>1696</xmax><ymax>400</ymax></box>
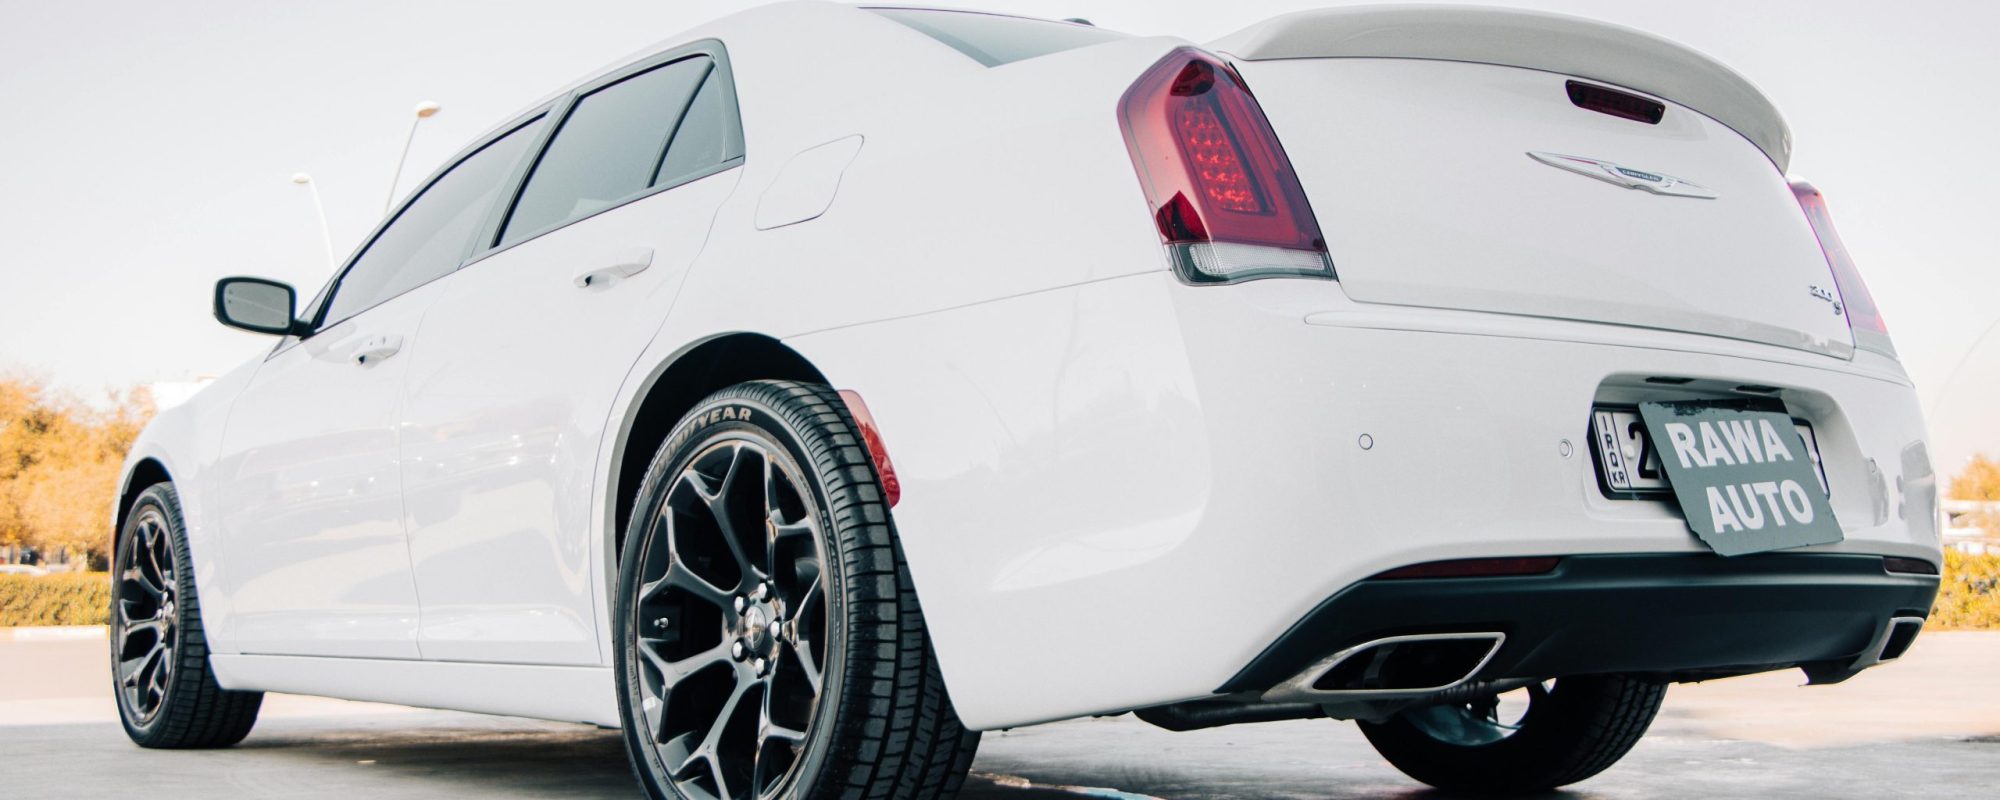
<box><xmin>1950</xmin><ymin>454</ymin><xmax>2000</xmax><ymax>501</ymax></box>
<box><xmin>0</xmin><ymin>377</ymin><xmax>42</xmax><ymax>553</ymax></box>
<box><xmin>1949</xmin><ymin>454</ymin><xmax>2000</xmax><ymax>536</ymax></box>
<box><xmin>0</xmin><ymin>375</ymin><xmax>154</xmax><ymax>567</ymax></box>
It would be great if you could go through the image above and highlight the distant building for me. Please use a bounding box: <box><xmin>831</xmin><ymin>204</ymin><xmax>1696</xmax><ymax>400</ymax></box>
<box><xmin>1942</xmin><ymin>498</ymin><xmax>2000</xmax><ymax>555</ymax></box>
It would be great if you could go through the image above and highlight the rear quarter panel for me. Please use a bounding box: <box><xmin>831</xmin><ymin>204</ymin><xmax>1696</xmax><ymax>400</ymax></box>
<box><xmin>586</xmin><ymin>6</ymin><xmax>1184</xmax><ymax>671</ymax></box>
<box><xmin>651</xmin><ymin>21</ymin><xmax>1194</xmax><ymax>723</ymax></box>
<box><xmin>664</xmin><ymin>27</ymin><xmax>1181</xmax><ymax>338</ymax></box>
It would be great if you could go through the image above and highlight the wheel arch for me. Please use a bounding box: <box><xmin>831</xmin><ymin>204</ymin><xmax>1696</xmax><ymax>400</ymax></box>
<box><xmin>117</xmin><ymin>457</ymin><xmax>174</xmax><ymax>532</ymax></box>
<box><xmin>606</xmin><ymin>332</ymin><xmax>830</xmax><ymax>559</ymax></box>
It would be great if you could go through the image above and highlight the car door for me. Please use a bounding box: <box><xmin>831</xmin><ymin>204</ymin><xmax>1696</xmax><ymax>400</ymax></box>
<box><xmin>210</xmin><ymin>116</ymin><xmax>547</xmax><ymax>658</ymax></box>
<box><xmin>399</xmin><ymin>46</ymin><xmax>745</xmax><ymax>665</ymax></box>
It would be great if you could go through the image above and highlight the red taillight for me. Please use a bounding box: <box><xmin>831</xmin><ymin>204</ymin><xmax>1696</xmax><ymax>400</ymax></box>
<box><xmin>838</xmin><ymin>390</ymin><xmax>900</xmax><ymax>507</ymax></box>
<box><xmin>1119</xmin><ymin>48</ymin><xmax>1332</xmax><ymax>284</ymax></box>
<box><xmin>1791</xmin><ymin>181</ymin><xmax>1895</xmax><ymax>357</ymax></box>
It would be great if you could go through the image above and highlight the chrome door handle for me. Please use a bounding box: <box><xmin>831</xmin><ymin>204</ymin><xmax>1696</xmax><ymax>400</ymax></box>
<box><xmin>574</xmin><ymin>246</ymin><xmax>655</xmax><ymax>288</ymax></box>
<box><xmin>353</xmin><ymin>334</ymin><xmax>403</xmax><ymax>366</ymax></box>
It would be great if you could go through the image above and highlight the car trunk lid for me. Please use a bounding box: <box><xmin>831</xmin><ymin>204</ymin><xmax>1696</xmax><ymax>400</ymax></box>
<box><xmin>1210</xmin><ymin>7</ymin><xmax>1855</xmax><ymax>358</ymax></box>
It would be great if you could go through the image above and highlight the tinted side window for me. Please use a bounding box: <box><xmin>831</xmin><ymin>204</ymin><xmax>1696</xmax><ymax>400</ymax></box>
<box><xmin>322</xmin><ymin>118</ymin><xmax>543</xmax><ymax>327</ymax></box>
<box><xmin>654</xmin><ymin>72</ymin><xmax>732</xmax><ymax>187</ymax></box>
<box><xmin>500</xmin><ymin>57</ymin><xmax>712</xmax><ymax>245</ymax></box>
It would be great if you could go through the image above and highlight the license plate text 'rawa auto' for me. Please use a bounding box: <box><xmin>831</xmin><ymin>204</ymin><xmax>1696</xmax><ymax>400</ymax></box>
<box><xmin>1591</xmin><ymin>407</ymin><xmax>1828</xmax><ymax>498</ymax></box>
<box><xmin>1591</xmin><ymin>402</ymin><xmax>1843</xmax><ymax>557</ymax></box>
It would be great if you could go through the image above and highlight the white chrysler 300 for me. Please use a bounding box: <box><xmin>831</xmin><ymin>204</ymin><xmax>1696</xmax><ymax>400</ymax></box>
<box><xmin>110</xmin><ymin>3</ymin><xmax>1942</xmax><ymax>797</ymax></box>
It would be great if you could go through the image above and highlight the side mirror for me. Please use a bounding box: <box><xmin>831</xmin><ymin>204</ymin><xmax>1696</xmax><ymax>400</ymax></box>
<box><xmin>214</xmin><ymin>277</ymin><xmax>301</xmax><ymax>336</ymax></box>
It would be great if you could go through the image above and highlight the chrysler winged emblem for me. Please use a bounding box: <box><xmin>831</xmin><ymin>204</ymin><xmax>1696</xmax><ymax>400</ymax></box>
<box><xmin>1528</xmin><ymin>152</ymin><xmax>1719</xmax><ymax>199</ymax></box>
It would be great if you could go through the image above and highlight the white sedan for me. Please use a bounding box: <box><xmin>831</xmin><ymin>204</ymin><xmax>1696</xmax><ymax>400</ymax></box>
<box><xmin>111</xmin><ymin>4</ymin><xmax>1942</xmax><ymax>798</ymax></box>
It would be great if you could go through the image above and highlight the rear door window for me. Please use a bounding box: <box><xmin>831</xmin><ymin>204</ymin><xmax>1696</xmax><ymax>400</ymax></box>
<box><xmin>500</xmin><ymin>56</ymin><xmax>721</xmax><ymax>245</ymax></box>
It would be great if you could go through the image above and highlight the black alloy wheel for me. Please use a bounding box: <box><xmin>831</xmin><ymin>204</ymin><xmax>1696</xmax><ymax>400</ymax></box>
<box><xmin>616</xmin><ymin>381</ymin><xmax>979</xmax><ymax>800</ymax></box>
<box><xmin>629</xmin><ymin>435</ymin><xmax>829</xmax><ymax>798</ymax></box>
<box><xmin>115</xmin><ymin>503</ymin><xmax>181</xmax><ymax>723</ymax></box>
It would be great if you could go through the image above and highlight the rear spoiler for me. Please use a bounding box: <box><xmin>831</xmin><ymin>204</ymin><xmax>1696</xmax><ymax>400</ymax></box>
<box><xmin>1209</xmin><ymin>5</ymin><xmax>1792</xmax><ymax>171</ymax></box>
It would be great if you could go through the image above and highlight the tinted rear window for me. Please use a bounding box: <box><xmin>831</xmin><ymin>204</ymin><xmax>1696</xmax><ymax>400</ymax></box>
<box><xmin>501</xmin><ymin>57</ymin><xmax>711</xmax><ymax>244</ymax></box>
<box><xmin>655</xmin><ymin>71</ymin><xmax>732</xmax><ymax>188</ymax></box>
<box><xmin>868</xmin><ymin>8</ymin><xmax>1126</xmax><ymax>67</ymax></box>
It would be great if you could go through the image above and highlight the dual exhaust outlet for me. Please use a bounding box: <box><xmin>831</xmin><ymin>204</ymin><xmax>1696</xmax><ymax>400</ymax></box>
<box><xmin>1143</xmin><ymin>617</ymin><xmax>1925</xmax><ymax>732</ymax></box>
<box><xmin>1266</xmin><ymin>614</ymin><xmax>1925</xmax><ymax>703</ymax></box>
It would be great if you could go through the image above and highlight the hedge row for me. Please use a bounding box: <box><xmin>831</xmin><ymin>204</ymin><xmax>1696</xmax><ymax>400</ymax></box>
<box><xmin>0</xmin><ymin>572</ymin><xmax>111</xmax><ymax>627</ymax></box>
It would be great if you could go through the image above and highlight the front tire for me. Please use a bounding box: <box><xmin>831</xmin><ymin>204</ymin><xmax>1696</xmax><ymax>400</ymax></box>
<box><xmin>614</xmin><ymin>381</ymin><xmax>978</xmax><ymax>800</ymax></box>
<box><xmin>1359</xmin><ymin>676</ymin><xmax>1665</xmax><ymax>794</ymax></box>
<box><xmin>112</xmin><ymin>483</ymin><xmax>264</xmax><ymax>748</ymax></box>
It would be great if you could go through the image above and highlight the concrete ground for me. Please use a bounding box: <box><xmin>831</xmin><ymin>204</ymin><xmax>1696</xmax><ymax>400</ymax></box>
<box><xmin>2</xmin><ymin>630</ymin><xmax>1996</xmax><ymax>799</ymax></box>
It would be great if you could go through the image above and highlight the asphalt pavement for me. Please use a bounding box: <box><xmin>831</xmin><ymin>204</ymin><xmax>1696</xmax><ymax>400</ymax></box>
<box><xmin>2</xmin><ymin>630</ymin><xmax>1996</xmax><ymax>799</ymax></box>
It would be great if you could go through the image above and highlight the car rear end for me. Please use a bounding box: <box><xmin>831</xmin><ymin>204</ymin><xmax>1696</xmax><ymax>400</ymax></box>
<box><xmin>1112</xmin><ymin>6</ymin><xmax>1941</xmax><ymax>701</ymax></box>
<box><xmin>803</xmin><ymin>5</ymin><xmax>1940</xmax><ymax>738</ymax></box>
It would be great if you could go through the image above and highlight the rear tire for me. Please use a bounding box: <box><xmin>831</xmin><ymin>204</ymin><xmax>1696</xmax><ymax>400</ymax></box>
<box><xmin>1359</xmin><ymin>676</ymin><xmax>1664</xmax><ymax>794</ymax></box>
<box><xmin>111</xmin><ymin>483</ymin><xmax>264</xmax><ymax>749</ymax></box>
<box><xmin>614</xmin><ymin>380</ymin><xmax>978</xmax><ymax>800</ymax></box>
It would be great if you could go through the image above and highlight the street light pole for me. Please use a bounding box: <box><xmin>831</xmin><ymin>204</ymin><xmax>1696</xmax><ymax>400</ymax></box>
<box><xmin>384</xmin><ymin>100</ymin><xmax>442</xmax><ymax>216</ymax></box>
<box><xmin>290</xmin><ymin>173</ymin><xmax>337</xmax><ymax>270</ymax></box>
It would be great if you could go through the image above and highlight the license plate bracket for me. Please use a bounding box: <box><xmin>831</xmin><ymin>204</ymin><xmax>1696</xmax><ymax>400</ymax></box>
<box><xmin>1589</xmin><ymin>405</ymin><xmax>1829</xmax><ymax>500</ymax></box>
<box><xmin>1595</xmin><ymin>400</ymin><xmax>1844</xmax><ymax>556</ymax></box>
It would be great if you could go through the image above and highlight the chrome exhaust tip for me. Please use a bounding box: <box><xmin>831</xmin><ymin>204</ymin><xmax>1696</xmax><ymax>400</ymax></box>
<box><xmin>1263</xmin><ymin>632</ymin><xmax>1505</xmax><ymax>703</ymax></box>
<box><xmin>1876</xmin><ymin>616</ymin><xmax>1924</xmax><ymax>663</ymax></box>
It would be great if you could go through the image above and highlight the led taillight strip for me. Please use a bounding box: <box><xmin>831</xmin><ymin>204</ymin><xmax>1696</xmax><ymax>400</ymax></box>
<box><xmin>1118</xmin><ymin>48</ymin><xmax>1333</xmax><ymax>284</ymax></box>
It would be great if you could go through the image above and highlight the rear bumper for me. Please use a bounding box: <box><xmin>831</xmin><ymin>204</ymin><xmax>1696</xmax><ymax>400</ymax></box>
<box><xmin>795</xmin><ymin>272</ymin><xmax>1944</xmax><ymax>729</ymax></box>
<box><xmin>1220</xmin><ymin>553</ymin><xmax>1941</xmax><ymax>694</ymax></box>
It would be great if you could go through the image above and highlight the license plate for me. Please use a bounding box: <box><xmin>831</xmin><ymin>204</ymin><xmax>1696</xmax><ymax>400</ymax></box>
<box><xmin>1625</xmin><ymin>400</ymin><xmax>1844</xmax><ymax>556</ymax></box>
<box><xmin>1590</xmin><ymin>406</ymin><xmax>1828</xmax><ymax>498</ymax></box>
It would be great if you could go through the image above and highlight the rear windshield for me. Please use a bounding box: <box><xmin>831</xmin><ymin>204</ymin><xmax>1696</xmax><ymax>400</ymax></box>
<box><xmin>867</xmin><ymin>8</ymin><xmax>1127</xmax><ymax>67</ymax></box>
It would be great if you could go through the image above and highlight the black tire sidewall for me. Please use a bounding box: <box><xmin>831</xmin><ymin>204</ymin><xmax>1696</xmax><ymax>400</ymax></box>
<box><xmin>1359</xmin><ymin>676</ymin><xmax>1663</xmax><ymax>793</ymax></box>
<box><xmin>615</xmin><ymin>388</ymin><xmax>851</xmax><ymax>800</ymax></box>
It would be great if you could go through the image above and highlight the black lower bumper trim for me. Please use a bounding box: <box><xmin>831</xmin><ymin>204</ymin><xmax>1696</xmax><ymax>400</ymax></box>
<box><xmin>1219</xmin><ymin>553</ymin><xmax>1939</xmax><ymax>694</ymax></box>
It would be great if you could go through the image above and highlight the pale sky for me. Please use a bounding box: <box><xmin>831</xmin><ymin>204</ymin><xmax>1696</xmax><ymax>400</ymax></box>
<box><xmin>2</xmin><ymin>0</ymin><xmax>1996</xmax><ymax>473</ymax></box>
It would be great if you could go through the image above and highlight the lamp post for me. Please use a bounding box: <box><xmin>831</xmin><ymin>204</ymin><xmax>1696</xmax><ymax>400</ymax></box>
<box><xmin>384</xmin><ymin>100</ymin><xmax>442</xmax><ymax>215</ymax></box>
<box><xmin>290</xmin><ymin>173</ymin><xmax>337</xmax><ymax>270</ymax></box>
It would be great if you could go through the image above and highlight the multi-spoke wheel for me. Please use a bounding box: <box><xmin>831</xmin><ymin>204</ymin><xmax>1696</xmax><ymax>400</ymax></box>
<box><xmin>115</xmin><ymin>506</ymin><xmax>180</xmax><ymax>723</ymax></box>
<box><xmin>616</xmin><ymin>381</ymin><xmax>979</xmax><ymax>800</ymax></box>
<box><xmin>1358</xmin><ymin>675</ymin><xmax>1665</xmax><ymax>793</ymax></box>
<box><xmin>111</xmin><ymin>483</ymin><xmax>263</xmax><ymax>748</ymax></box>
<box><xmin>632</xmin><ymin>439</ymin><xmax>828</xmax><ymax>799</ymax></box>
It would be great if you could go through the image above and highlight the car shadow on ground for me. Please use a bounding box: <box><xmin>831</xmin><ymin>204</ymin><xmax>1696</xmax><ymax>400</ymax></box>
<box><xmin>217</xmin><ymin>721</ymin><xmax>637</xmax><ymax>797</ymax></box>
<box><xmin>225</xmin><ymin>719</ymin><xmax>1100</xmax><ymax>799</ymax></box>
